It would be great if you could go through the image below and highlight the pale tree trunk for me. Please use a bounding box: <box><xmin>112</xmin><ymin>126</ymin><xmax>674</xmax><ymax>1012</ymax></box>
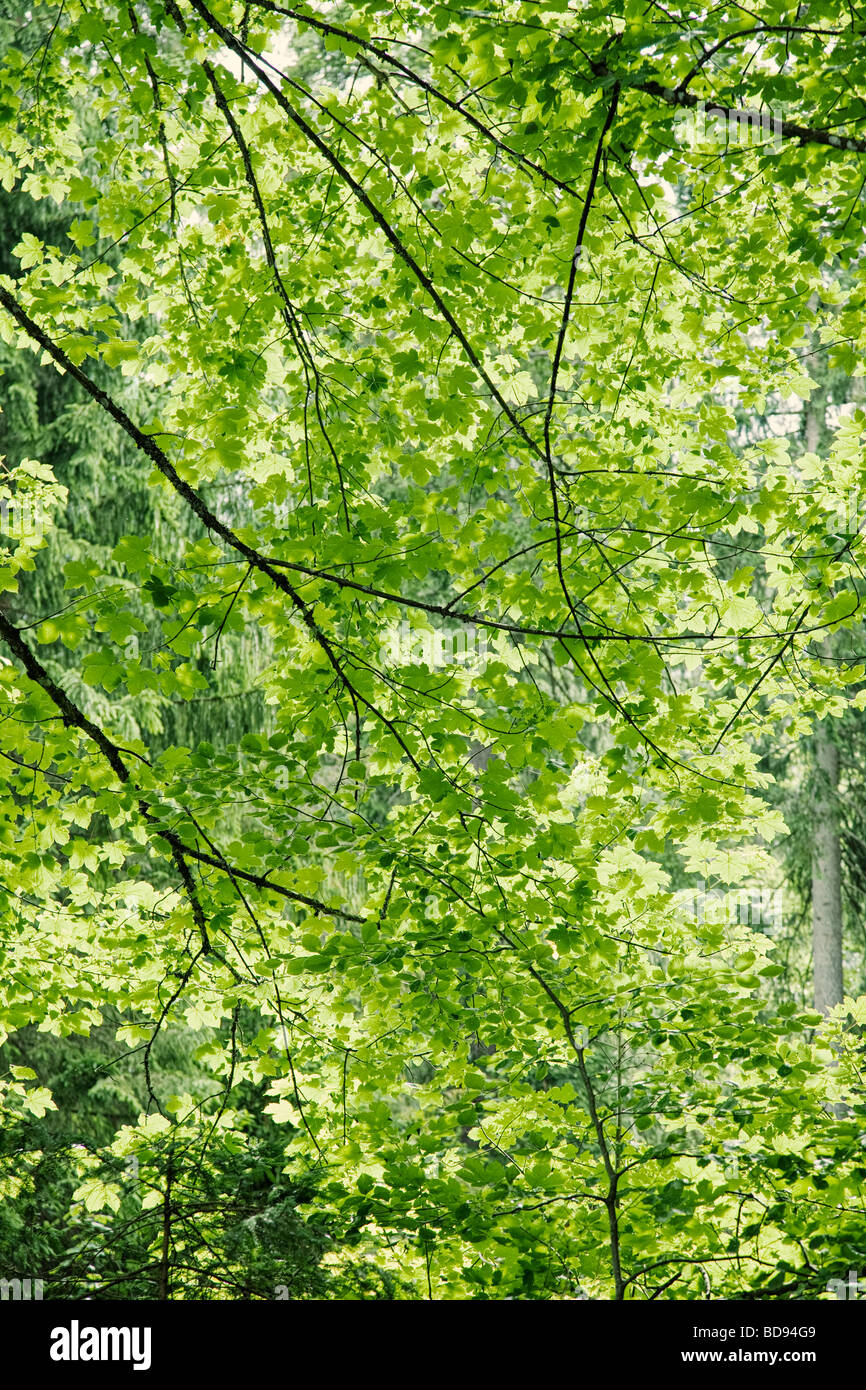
<box><xmin>812</xmin><ymin>726</ymin><xmax>844</xmax><ymax>1013</ymax></box>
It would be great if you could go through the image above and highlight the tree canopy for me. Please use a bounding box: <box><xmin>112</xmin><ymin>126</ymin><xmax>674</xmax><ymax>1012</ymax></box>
<box><xmin>1</xmin><ymin>0</ymin><xmax>866</xmax><ymax>1300</ymax></box>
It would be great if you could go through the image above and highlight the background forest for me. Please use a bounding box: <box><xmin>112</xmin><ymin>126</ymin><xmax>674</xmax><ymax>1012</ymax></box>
<box><xmin>1</xmin><ymin>0</ymin><xmax>866</xmax><ymax>1301</ymax></box>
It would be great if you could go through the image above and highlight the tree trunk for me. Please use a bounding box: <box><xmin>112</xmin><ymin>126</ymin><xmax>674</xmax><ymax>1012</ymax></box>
<box><xmin>812</xmin><ymin>725</ymin><xmax>843</xmax><ymax>1013</ymax></box>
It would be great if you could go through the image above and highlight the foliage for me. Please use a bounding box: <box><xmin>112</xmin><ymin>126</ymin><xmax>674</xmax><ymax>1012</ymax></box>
<box><xmin>0</xmin><ymin>0</ymin><xmax>866</xmax><ymax>1299</ymax></box>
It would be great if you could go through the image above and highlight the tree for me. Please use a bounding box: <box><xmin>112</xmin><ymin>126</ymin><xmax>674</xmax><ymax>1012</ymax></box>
<box><xmin>1</xmin><ymin>0</ymin><xmax>866</xmax><ymax>1299</ymax></box>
